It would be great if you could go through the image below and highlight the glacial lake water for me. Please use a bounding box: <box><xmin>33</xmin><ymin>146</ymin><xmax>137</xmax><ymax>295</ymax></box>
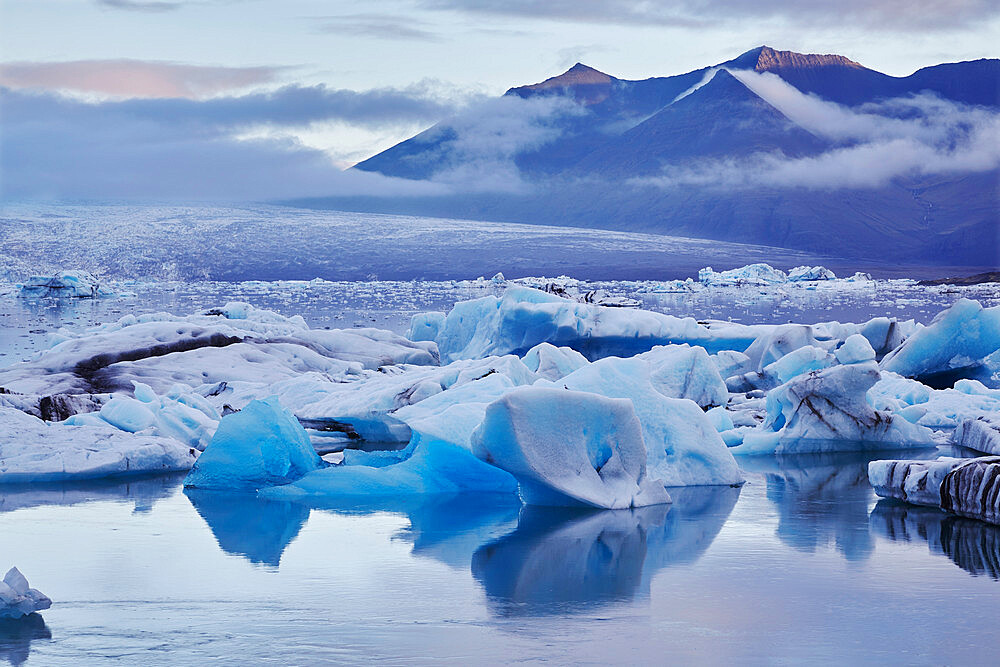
<box><xmin>1</xmin><ymin>202</ymin><xmax>999</xmax><ymax>664</ymax></box>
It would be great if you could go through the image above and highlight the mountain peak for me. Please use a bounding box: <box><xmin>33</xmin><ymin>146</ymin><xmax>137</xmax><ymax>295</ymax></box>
<box><xmin>727</xmin><ymin>46</ymin><xmax>865</xmax><ymax>72</ymax></box>
<box><xmin>521</xmin><ymin>63</ymin><xmax>614</xmax><ymax>91</ymax></box>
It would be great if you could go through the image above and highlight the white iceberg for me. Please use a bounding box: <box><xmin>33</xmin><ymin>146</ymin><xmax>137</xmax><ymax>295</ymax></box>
<box><xmin>698</xmin><ymin>263</ymin><xmax>787</xmax><ymax>286</ymax></box>
<box><xmin>471</xmin><ymin>386</ymin><xmax>671</xmax><ymax>509</ymax></box>
<box><xmin>520</xmin><ymin>342</ymin><xmax>588</xmax><ymax>381</ymax></box>
<box><xmin>638</xmin><ymin>344</ymin><xmax>728</xmax><ymax>409</ymax></box>
<box><xmin>540</xmin><ymin>357</ymin><xmax>744</xmax><ymax>487</ymax></box>
<box><xmin>0</xmin><ymin>568</ymin><xmax>52</xmax><ymax>619</ymax></box>
<box><xmin>735</xmin><ymin>361</ymin><xmax>936</xmax><ymax>455</ymax></box>
<box><xmin>868</xmin><ymin>373</ymin><xmax>1000</xmax><ymax>431</ymax></box>
<box><xmin>18</xmin><ymin>270</ymin><xmax>104</xmax><ymax>298</ymax></box>
<box><xmin>183</xmin><ymin>397</ymin><xmax>323</xmax><ymax>491</ymax></box>
<box><xmin>0</xmin><ymin>406</ymin><xmax>197</xmax><ymax>482</ymax></box>
<box><xmin>880</xmin><ymin>299</ymin><xmax>1000</xmax><ymax>381</ymax></box>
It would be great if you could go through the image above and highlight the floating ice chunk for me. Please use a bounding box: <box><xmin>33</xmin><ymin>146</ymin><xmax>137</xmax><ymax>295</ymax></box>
<box><xmin>427</xmin><ymin>286</ymin><xmax>763</xmax><ymax>363</ymax></box>
<box><xmin>0</xmin><ymin>406</ymin><xmax>197</xmax><ymax>482</ymax></box>
<box><xmin>698</xmin><ymin>263</ymin><xmax>787</xmax><ymax>286</ymax></box>
<box><xmin>869</xmin><ymin>457</ymin><xmax>1000</xmax><ymax>525</ymax></box>
<box><xmin>638</xmin><ymin>345</ymin><xmax>727</xmax><ymax>408</ymax></box>
<box><xmin>787</xmin><ymin>266</ymin><xmax>836</xmax><ymax>282</ymax></box>
<box><xmin>954</xmin><ymin>417</ymin><xmax>1000</xmax><ymax>455</ymax></box>
<box><xmin>735</xmin><ymin>362</ymin><xmax>935</xmax><ymax>455</ymax></box>
<box><xmin>261</xmin><ymin>438</ymin><xmax>517</xmax><ymax>500</ymax></box>
<box><xmin>868</xmin><ymin>372</ymin><xmax>1000</xmax><ymax>430</ymax></box>
<box><xmin>881</xmin><ymin>299</ymin><xmax>1000</xmax><ymax>381</ymax></box>
<box><xmin>18</xmin><ymin>270</ymin><xmax>104</xmax><ymax>298</ymax></box>
<box><xmin>0</xmin><ymin>568</ymin><xmax>51</xmax><ymax>619</ymax></box>
<box><xmin>835</xmin><ymin>334</ymin><xmax>876</xmax><ymax>365</ymax></box>
<box><xmin>521</xmin><ymin>343</ymin><xmax>588</xmax><ymax>381</ymax></box>
<box><xmin>183</xmin><ymin>397</ymin><xmax>322</xmax><ymax>491</ymax></box>
<box><xmin>545</xmin><ymin>357</ymin><xmax>744</xmax><ymax>487</ymax></box>
<box><xmin>491</xmin><ymin>272</ymin><xmax>506</xmax><ymax>284</ymax></box>
<box><xmin>706</xmin><ymin>406</ymin><xmax>734</xmax><ymax>432</ymax></box>
<box><xmin>471</xmin><ymin>387</ymin><xmax>671</xmax><ymax>509</ymax></box>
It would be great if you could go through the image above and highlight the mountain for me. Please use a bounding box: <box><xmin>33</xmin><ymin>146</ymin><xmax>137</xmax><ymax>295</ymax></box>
<box><xmin>338</xmin><ymin>47</ymin><xmax>1000</xmax><ymax>268</ymax></box>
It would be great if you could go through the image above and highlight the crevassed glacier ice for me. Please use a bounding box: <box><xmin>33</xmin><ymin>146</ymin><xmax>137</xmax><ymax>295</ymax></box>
<box><xmin>0</xmin><ymin>568</ymin><xmax>52</xmax><ymax>619</ymax></box>
<box><xmin>735</xmin><ymin>361</ymin><xmax>935</xmax><ymax>455</ymax></box>
<box><xmin>880</xmin><ymin>299</ymin><xmax>1000</xmax><ymax>383</ymax></box>
<box><xmin>0</xmin><ymin>406</ymin><xmax>197</xmax><ymax>482</ymax></box>
<box><xmin>471</xmin><ymin>386</ymin><xmax>671</xmax><ymax>509</ymax></box>
<box><xmin>183</xmin><ymin>397</ymin><xmax>322</xmax><ymax>491</ymax></box>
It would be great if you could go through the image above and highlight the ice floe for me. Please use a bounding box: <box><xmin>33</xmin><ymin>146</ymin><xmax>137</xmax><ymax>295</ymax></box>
<box><xmin>0</xmin><ymin>569</ymin><xmax>51</xmax><ymax>619</ymax></box>
<box><xmin>0</xmin><ymin>406</ymin><xmax>198</xmax><ymax>482</ymax></box>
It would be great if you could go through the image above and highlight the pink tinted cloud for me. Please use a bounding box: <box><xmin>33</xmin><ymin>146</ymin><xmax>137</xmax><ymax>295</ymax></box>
<box><xmin>0</xmin><ymin>59</ymin><xmax>287</xmax><ymax>98</ymax></box>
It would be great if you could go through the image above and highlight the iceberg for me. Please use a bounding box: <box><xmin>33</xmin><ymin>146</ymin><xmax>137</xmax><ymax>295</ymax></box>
<box><xmin>735</xmin><ymin>361</ymin><xmax>935</xmax><ymax>455</ymax></box>
<box><xmin>520</xmin><ymin>342</ymin><xmax>588</xmax><ymax>381</ymax></box>
<box><xmin>787</xmin><ymin>266</ymin><xmax>837</xmax><ymax>282</ymax></box>
<box><xmin>541</xmin><ymin>357</ymin><xmax>744</xmax><ymax>487</ymax></box>
<box><xmin>868</xmin><ymin>373</ymin><xmax>1000</xmax><ymax>431</ymax></box>
<box><xmin>261</xmin><ymin>438</ymin><xmax>517</xmax><ymax>500</ymax></box>
<box><xmin>17</xmin><ymin>270</ymin><xmax>104</xmax><ymax>298</ymax></box>
<box><xmin>183</xmin><ymin>397</ymin><xmax>323</xmax><ymax>491</ymax></box>
<box><xmin>880</xmin><ymin>299</ymin><xmax>1000</xmax><ymax>384</ymax></box>
<box><xmin>698</xmin><ymin>263</ymin><xmax>787</xmax><ymax>286</ymax></box>
<box><xmin>0</xmin><ymin>406</ymin><xmax>198</xmax><ymax>482</ymax></box>
<box><xmin>869</xmin><ymin>457</ymin><xmax>1000</xmax><ymax>525</ymax></box>
<box><xmin>954</xmin><ymin>417</ymin><xmax>1000</xmax><ymax>455</ymax></box>
<box><xmin>425</xmin><ymin>286</ymin><xmax>764</xmax><ymax>363</ymax></box>
<box><xmin>0</xmin><ymin>569</ymin><xmax>51</xmax><ymax>619</ymax></box>
<box><xmin>471</xmin><ymin>386</ymin><xmax>671</xmax><ymax>509</ymax></box>
<box><xmin>638</xmin><ymin>344</ymin><xmax>727</xmax><ymax>408</ymax></box>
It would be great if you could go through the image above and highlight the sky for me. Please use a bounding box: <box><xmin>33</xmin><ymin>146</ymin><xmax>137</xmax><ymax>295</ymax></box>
<box><xmin>0</xmin><ymin>0</ymin><xmax>997</xmax><ymax>200</ymax></box>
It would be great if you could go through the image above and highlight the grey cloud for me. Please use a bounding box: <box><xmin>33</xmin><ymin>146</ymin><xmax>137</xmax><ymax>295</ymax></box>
<box><xmin>312</xmin><ymin>14</ymin><xmax>442</xmax><ymax>41</ymax></box>
<box><xmin>422</xmin><ymin>0</ymin><xmax>999</xmax><ymax>31</ymax></box>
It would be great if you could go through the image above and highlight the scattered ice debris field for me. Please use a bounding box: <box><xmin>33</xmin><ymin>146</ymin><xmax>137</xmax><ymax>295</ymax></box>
<box><xmin>1</xmin><ymin>266</ymin><xmax>998</xmax><ymax>517</ymax></box>
<box><xmin>1</xmin><ymin>264</ymin><xmax>999</xmax><ymax>665</ymax></box>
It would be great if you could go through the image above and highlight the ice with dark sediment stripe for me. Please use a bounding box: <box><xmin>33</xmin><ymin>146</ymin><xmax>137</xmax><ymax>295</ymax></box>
<box><xmin>954</xmin><ymin>416</ymin><xmax>1000</xmax><ymax>455</ymax></box>
<box><xmin>868</xmin><ymin>457</ymin><xmax>1000</xmax><ymax>525</ymax></box>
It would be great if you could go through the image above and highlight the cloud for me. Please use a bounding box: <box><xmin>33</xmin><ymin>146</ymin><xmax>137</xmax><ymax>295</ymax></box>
<box><xmin>0</xmin><ymin>86</ymin><xmax>464</xmax><ymax>201</ymax></box>
<box><xmin>415</xmin><ymin>94</ymin><xmax>586</xmax><ymax>192</ymax></box>
<box><xmin>0</xmin><ymin>60</ymin><xmax>289</xmax><ymax>99</ymax></box>
<box><xmin>311</xmin><ymin>14</ymin><xmax>441</xmax><ymax>41</ymax></box>
<box><xmin>422</xmin><ymin>0</ymin><xmax>999</xmax><ymax>31</ymax></box>
<box><xmin>635</xmin><ymin>71</ymin><xmax>1000</xmax><ymax>191</ymax></box>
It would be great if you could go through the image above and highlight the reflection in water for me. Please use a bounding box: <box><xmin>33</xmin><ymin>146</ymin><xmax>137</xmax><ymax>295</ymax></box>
<box><xmin>870</xmin><ymin>500</ymin><xmax>1000</xmax><ymax>580</ymax></box>
<box><xmin>0</xmin><ymin>473</ymin><xmax>185</xmax><ymax>514</ymax></box>
<box><xmin>184</xmin><ymin>489</ymin><xmax>311</xmax><ymax>567</ymax></box>
<box><xmin>738</xmin><ymin>452</ymin><xmax>919</xmax><ymax>562</ymax></box>
<box><xmin>0</xmin><ymin>614</ymin><xmax>50</xmax><ymax>667</ymax></box>
<box><xmin>472</xmin><ymin>486</ymin><xmax>740</xmax><ymax>616</ymax></box>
